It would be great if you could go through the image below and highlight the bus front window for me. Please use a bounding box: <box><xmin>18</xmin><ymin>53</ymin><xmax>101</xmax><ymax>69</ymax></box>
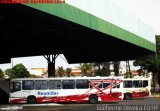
<box><xmin>11</xmin><ymin>81</ymin><xmax>21</xmax><ymax>93</ymax></box>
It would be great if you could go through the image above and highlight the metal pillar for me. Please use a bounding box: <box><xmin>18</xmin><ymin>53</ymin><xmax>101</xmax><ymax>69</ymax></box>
<box><xmin>44</xmin><ymin>54</ymin><xmax>59</xmax><ymax>77</ymax></box>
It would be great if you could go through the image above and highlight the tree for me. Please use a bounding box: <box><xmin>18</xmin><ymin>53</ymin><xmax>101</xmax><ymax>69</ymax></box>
<box><xmin>0</xmin><ymin>69</ymin><xmax>4</xmax><ymax>79</ymax></box>
<box><xmin>5</xmin><ymin>69</ymin><xmax>13</xmax><ymax>79</ymax></box>
<box><xmin>113</xmin><ymin>61</ymin><xmax>120</xmax><ymax>76</ymax></box>
<box><xmin>94</xmin><ymin>62</ymin><xmax>111</xmax><ymax>76</ymax></box>
<box><xmin>6</xmin><ymin>63</ymin><xmax>30</xmax><ymax>79</ymax></box>
<box><xmin>56</xmin><ymin>66</ymin><xmax>65</xmax><ymax>77</ymax></box>
<box><xmin>79</xmin><ymin>63</ymin><xmax>94</xmax><ymax>76</ymax></box>
<box><xmin>133</xmin><ymin>56</ymin><xmax>160</xmax><ymax>92</ymax></box>
<box><xmin>66</xmin><ymin>68</ymin><xmax>72</xmax><ymax>77</ymax></box>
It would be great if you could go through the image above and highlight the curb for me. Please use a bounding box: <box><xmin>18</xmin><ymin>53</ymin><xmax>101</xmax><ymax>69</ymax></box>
<box><xmin>22</xmin><ymin>103</ymin><xmax>63</xmax><ymax>107</ymax></box>
<box><xmin>150</xmin><ymin>95</ymin><xmax>160</xmax><ymax>97</ymax></box>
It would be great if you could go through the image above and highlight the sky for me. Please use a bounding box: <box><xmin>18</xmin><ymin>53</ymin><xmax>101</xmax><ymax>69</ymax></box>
<box><xmin>0</xmin><ymin>0</ymin><xmax>160</xmax><ymax>70</ymax></box>
<box><xmin>0</xmin><ymin>55</ymin><xmax>80</xmax><ymax>70</ymax></box>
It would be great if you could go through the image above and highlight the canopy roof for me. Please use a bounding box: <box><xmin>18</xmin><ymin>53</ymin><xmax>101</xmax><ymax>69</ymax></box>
<box><xmin>0</xmin><ymin>3</ymin><xmax>155</xmax><ymax>64</ymax></box>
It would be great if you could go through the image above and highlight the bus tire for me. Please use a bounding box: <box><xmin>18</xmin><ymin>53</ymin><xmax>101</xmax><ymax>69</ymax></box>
<box><xmin>89</xmin><ymin>94</ymin><xmax>98</xmax><ymax>104</ymax></box>
<box><xmin>124</xmin><ymin>93</ymin><xmax>132</xmax><ymax>100</ymax></box>
<box><xmin>27</xmin><ymin>96</ymin><xmax>37</xmax><ymax>104</ymax></box>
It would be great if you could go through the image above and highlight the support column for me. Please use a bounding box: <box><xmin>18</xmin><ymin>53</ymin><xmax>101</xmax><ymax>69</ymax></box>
<box><xmin>44</xmin><ymin>54</ymin><xmax>59</xmax><ymax>77</ymax></box>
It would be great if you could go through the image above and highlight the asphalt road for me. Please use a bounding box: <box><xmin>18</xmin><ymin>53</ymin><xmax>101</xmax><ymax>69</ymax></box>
<box><xmin>1</xmin><ymin>97</ymin><xmax>160</xmax><ymax>111</ymax></box>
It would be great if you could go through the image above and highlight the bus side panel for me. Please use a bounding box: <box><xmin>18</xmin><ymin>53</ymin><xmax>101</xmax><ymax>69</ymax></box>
<box><xmin>35</xmin><ymin>89</ymin><xmax>90</xmax><ymax>103</ymax></box>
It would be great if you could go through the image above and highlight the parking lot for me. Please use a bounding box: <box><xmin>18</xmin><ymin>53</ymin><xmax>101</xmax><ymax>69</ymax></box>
<box><xmin>1</xmin><ymin>97</ymin><xmax>160</xmax><ymax>111</ymax></box>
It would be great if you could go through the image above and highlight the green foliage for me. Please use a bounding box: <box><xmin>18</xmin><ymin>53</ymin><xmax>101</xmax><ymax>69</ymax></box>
<box><xmin>133</xmin><ymin>58</ymin><xmax>158</xmax><ymax>74</ymax></box>
<box><xmin>66</xmin><ymin>68</ymin><xmax>72</xmax><ymax>77</ymax></box>
<box><xmin>124</xmin><ymin>72</ymin><xmax>132</xmax><ymax>78</ymax></box>
<box><xmin>5</xmin><ymin>69</ymin><xmax>13</xmax><ymax>79</ymax></box>
<box><xmin>94</xmin><ymin>62</ymin><xmax>111</xmax><ymax>76</ymax></box>
<box><xmin>56</xmin><ymin>66</ymin><xmax>65</xmax><ymax>77</ymax></box>
<box><xmin>79</xmin><ymin>63</ymin><xmax>94</xmax><ymax>76</ymax></box>
<box><xmin>0</xmin><ymin>69</ymin><xmax>4</xmax><ymax>79</ymax></box>
<box><xmin>30</xmin><ymin>74</ymin><xmax>39</xmax><ymax>78</ymax></box>
<box><xmin>5</xmin><ymin>63</ymin><xmax>30</xmax><ymax>79</ymax></box>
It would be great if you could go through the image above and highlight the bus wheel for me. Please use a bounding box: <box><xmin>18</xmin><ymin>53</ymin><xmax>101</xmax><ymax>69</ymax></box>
<box><xmin>27</xmin><ymin>96</ymin><xmax>37</xmax><ymax>104</ymax></box>
<box><xmin>124</xmin><ymin>93</ymin><xmax>132</xmax><ymax>100</ymax></box>
<box><xmin>89</xmin><ymin>95</ymin><xmax>98</xmax><ymax>104</ymax></box>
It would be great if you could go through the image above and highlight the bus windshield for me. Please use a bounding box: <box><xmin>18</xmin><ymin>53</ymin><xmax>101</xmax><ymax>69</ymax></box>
<box><xmin>10</xmin><ymin>81</ymin><xmax>21</xmax><ymax>93</ymax></box>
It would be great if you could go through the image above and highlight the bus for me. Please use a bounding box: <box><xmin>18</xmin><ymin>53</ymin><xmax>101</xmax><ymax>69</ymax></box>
<box><xmin>123</xmin><ymin>76</ymin><xmax>151</xmax><ymax>100</ymax></box>
<box><xmin>9</xmin><ymin>76</ymin><xmax>123</xmax><ymax>104</ymax></box>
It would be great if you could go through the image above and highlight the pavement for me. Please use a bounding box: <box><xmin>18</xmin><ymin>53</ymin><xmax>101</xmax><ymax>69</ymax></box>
<box><xmin>151</xmin><ymin>94</ymin><xmax>160</xmax><ymax>97</ymax></box>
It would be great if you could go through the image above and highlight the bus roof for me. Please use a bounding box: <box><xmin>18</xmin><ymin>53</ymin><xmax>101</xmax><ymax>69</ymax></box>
<box><xmin>11</xmin><ymin>76</ymin><xmax>124</xmax><ymax>81</ymax></box>
<box><xmin>124</xmin><ymin>77</ymin><xmax>151</xmax><ymax>80</ymax></box>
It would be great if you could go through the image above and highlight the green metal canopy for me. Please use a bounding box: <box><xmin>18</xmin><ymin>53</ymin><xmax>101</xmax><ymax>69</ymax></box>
<box><xmin>26</xmin><ymin>1</ymin><xmax>155</xmax><ymax>52</ymax></box>
<box><xmin>0</xmin><ymin>0</ymin><xmax>156</xmax><ymax>64</ymax></box>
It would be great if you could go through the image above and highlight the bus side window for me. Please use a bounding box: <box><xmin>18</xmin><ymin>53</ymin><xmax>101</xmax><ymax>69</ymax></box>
<box><xmin>124</xmin><ymin>81</ymin><xmax>132</xmax><ymax>88</ymax></box>
<box><xmin>133</xmin><ymin>80</ymin><xmax>142</xmax><ymax>88</ymax></box>
<box><xmin>49</xmin><ymin>80</ymin><xmax>61</xmax><ymax>89</ymax></box>
<box><xmin>76</xmin><ymin>80</ymin><xmax>89</xmax><ymax>89</ymax></box>
<box><xmin>113</xmin><ymin>81</ymin><xmax>120</xmax><ymax>88</ymax></box>
<box><xmin>103</xmin><ymin>82</ymin><xmax>110</xmax><ymax>88</ymax></box>
<box><xmin>113</xmin><ymin>82</ymin><xmax>116</xmax><ymax>88</ymax></box>
<box><xmin>11</xmin><ymin>81</ymin><xmax>21</xmax><ymax>92</ymax></box>
<box><xmin>90</xmin><ymin>79</ymin><xmax>102</xmax><ymax>88</ymax></box>
<box><xmin>143</xmin><ymin>80</ymin><xmax>148</xmax><ymax>87</ymax></box>
<box><xmin>62</xmin><ymin>80</ymin><xmax>75</xmax><ymax>89</ymax></box>
<box><xmin>35</xmin><ymin>80</ymin><xmax>48</xmax><ymax>90</ymax></box>
<box><xmin>117</xmin><ymin>84</ymin><xmax>120</xmax><ymax>88</ymax></box>
<box><xmin>22</xmin><ymin>80</ymin><xmax>34</xmax><ymax>90</ymax></box>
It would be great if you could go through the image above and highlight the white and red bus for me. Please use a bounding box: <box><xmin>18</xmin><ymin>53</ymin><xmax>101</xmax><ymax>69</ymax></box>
<box><xmin>9</xmin><ymin>76</ymin><xmax>123</xmax><ymax>104</ymax></box>
<box><xmin>123</xmin><ymin>76</ymin><xmax>151</xmax><ymax>100</ymax></box>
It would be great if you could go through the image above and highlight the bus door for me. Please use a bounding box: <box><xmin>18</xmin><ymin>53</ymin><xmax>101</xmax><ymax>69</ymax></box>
<box><xmin>9</xmin><ymin>81</ymin><xmax>22</xmax><ymax>103</ymax></box>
